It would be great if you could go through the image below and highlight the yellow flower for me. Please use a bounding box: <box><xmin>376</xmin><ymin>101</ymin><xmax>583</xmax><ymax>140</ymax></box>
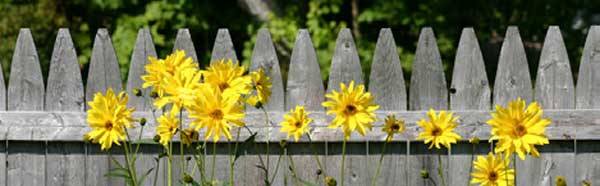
<box><xmin>248</xmin><ymin>68</ymin><xmax>272</xmax><ymax>107</ymax></box>
<box><xmin>189</xmin><ymin>85</ymin><xmax>245</xmax><ymax>141</ymax></box>
<box><xmin>141</xmin><ymin>50</ymin><xmax>197</xmax><ymax>96</ymax></box>
<box><xmin>322</xmin><ymin>81</ymin><xmax>379</xmax><ymax>140</ymax></box>
<box><xmin>555</xmin><ymin>176</ymin><xmax>566</xmax><ymax>186</ymax></box>
<box><xmin>382</xmin><ymin>115</ymin><xmax>405</xmax><ymax>142</ymax></box>
<box><xmin>416</xmin><ymin>109</ymin><xmax>462</xmax><ymax>149</ymax></box>
<box><xmin>471</xmin><ymin>152</ymin><xmax>514</xmax><ymax>186</ymax></box>
<box><xmin>86</xmin><ymin>88</ymin><xmax>136</xmax><ymax>151</ymax></box>
<box><xmin>154</xmin><ymin>67</ymin><xmax>203</xmax><ymax>115</ymax></box>
<box><xmin>180</xmin><ymin>128</ymin><xmax>198</xmax><ymax>147</ymax></box>
<box><xmin>325</xmin><ymin>177</ymin><xmax>337</xmax><ymax>186</ymax></box>
<box><xmin>156</xmin><ymin>113</ymin><xmax>179</xmax><ymax>147</ymax></box>
<box><xmin>202</xmin><ymin>59</ymin><xmax>252</xmax><ymax>96</ymax></box>
<box><xmin>280</xmin><ymin>106</ymin><xmax>312</xmax><ymax>142</ymax></box>
<box><xmin>487</xmin><ymin>98</ymin><xmax>550</xmax><ymax>160</ymax></box>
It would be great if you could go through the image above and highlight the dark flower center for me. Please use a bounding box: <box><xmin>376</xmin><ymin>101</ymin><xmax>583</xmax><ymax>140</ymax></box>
<box><xmin>344</xmin><ymin>105</ymin><xmax>357</xmax><ymax>115</ymax></box>
<box><xmin>105</xmin><ymin>121</ymin><xmax>113</xmax><ymax>130</ymax></box>
<box><xmin>514</xmin><ymin>124</ymin><xmax>527</xmax><ymax>137</ymax></box>
<box><xmin>218</xmin><ymin>83</ymin><xmax>230</xmax><ymax>91</ymax></box>
<box><xmin>294</xmin><ymin>121</ymin><xmax>302</xmax><ymax>128</ymax></box>
<box><xmin>391</xmin><ymin>124</ymin><xmax>400</xmax><ymax>131</ymax></box>
<box><xmin>210</xmin><ymin>110</ymin><xmax>224</xmax><ymax>120</ymax></box>
<box><xmin>432</xmin><ymin>127</ymin><xmax>442</xmax><ymax>136</ymax></box>
<box><xmin>488</xmin><ymin>171</ymin><xmax>498</xmax><ymax>181</ymax></box>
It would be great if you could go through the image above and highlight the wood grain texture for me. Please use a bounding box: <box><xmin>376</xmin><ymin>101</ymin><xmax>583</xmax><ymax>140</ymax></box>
<box><xmin>535</xmin><ymin>26</ymin><xmax>575</xmax><ymax>109</ymax></box>
<box><xmin>326</xmin><ymin>142</ymin><xmax>369</xmax><ymax>186</ymax></box>
<box><xmin>517</xmin><ymin>141</ymin><xmax>575</xmax><ymax>186</ymax></box>
<box><xmin>493</xmin><ymin>26</ymin><xmax>533</xmax><ymax>106</ymax></box>
<box><xmin>368</xmin><ymin>28</ymin><xmax>407</xmax><ymax>111</ymax></box>
<box><xmin>368</xmin><ymin>142</ymin><xmax>408</xmax><ymax>186</ymax></box>
<box><xmin>409</xmin><ymin>27</ymin><xmax>447</xmax><ymax>110</ymax></box>
<box><xmin>407</xmin><ymin>143</ymin><xmax>447</xmax><ymax>186</ymax></box>
<box><xmin>327</xmin><ymin>28</ymin><xmax>364</xmax><ymax>93</ymax></box>
<box><xmin>173</xmin><ymin>28</ymin><xmax>198</xmax><ymax>63</ymax></box>
<box><xmin>7</xmin><ymin>28</ymin><xmax>45</xmax><ymax>111</ymax></box>
<box><xmin>450</xmin><ymin>28</ymin><xmax>490</xmax><ymax>110</ymax></box>
<box><xmin>448</xmin><ymin>142</ymin><xmax>491</xmax><ymax>186</ymax></box>
<box><xmin>210</xmin><ymin>28</ymin><xmax>238</xmax><ymax>63</ymax></box>
<box><xmin>0</xmin><ymin>141</ymin><xmax>6</xmax><ymax>186</ymax></box>
<box><xmin>46</xmin><ymin>142</ymin><xmax>85</xmax><ymax>186</ymax></box>
<box><xmin>46</xmin><ymin>28</ymin><xmax>85</xmax><ymax>111</ymax></box>
<box><xmin>86</xmin><ymin>144</ymin><xmax>109</xmax><ymax>186</ymax></box>
<box><xmin>248</xmin><ymin>28</ymin><xmax>284</xmax><ymax>112</ymax></box>
<box><xmin>287</xmin><ymin>143</ymin><xmax>325</xmax><ymax>186</ymax></box>
<box><xmin>126</xmin><ymin>29</ymin><xmax>157</xmax><ymax>111</ymax></box>
<box><xmin>576</xmin><ymin>26</ymin><xmax>600</xmax><ymax>109</ymax></box>
<box><xmin>85</xmin><ymin>28</ymin><xmax>123</xmax><ymax>104</ymax></box>
<box><xmin>0</xmin><ymin>51</ymin><xmax>6</xmax><ymax>111</ymax></box>
<box><xmin>286</xmin><ymin>29</ymin><xmax>325</xmax><ymax>111</ymax></box>
<box><xmin>7</xmin><ymin>142</ymin><xmax>45</xmax><ymax>186</ymax></box>
<box><xmin>575</xmin><ymin>141</ymin><xmax>600</xmax><ymax>185</ymax></box>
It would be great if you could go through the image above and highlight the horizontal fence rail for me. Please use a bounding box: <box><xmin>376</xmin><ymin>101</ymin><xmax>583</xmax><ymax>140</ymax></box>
<box><xmin>0</xmin><ymin>26</ymin><xmax>598</xmax><ymax>185</ymax></box>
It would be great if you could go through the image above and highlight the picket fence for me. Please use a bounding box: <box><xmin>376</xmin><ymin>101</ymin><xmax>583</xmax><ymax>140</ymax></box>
<box><xmin>0</xmin><ymin>25</ymin><xmax>598</xmax><ymax>186</ymax></box>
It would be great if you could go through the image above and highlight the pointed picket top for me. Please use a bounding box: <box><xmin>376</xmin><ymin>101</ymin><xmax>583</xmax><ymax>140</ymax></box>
<box><xmin>368</xmin><ymin>28</ymin><xmax>407</xmax><ymax>110</ymax></box>
<box><xmin>45</xmin><ymin>28</ymin><xmax>84</xmax><ymax>111</ymax></box>
<box><xmin>210</xmin><ymin>28</ymin><xmax>238</xmax><ymax>63</ymax></box>
<box><xmin>7</xmin><ymin>28</ymin><xmax>45</xmax><ymax>111</ymax></box>
<box><xmin>248</xmin><ymin>28</ymin><xmax>284</xmax><ymax>111</ymax></box>
<box><xmin>535</xmin><ymin>26</ymin><xmax>574</xmax><ymax>109</ymax></box>
<box><xmin>450</xmin><ymin>28</ymin><xmax>490</xmax><ymax>110</ymax></box>
<box><xmin>173</xmin><ymin>28</ymin><xmax>198</xmax><ymax>63</ymax></box>
<box><xmin>85</xmin><ymin>28</ymin><xmax>123</xmax><ymax>107</ymax></box>
<box><xmin>576</xmin><ymin>26</ymin><xmax>600</xmax><ymax>109</ymax></box>
<box><xmin>493</xmin><ymin>26</ymin><xmax>532</xmax><ymax>107</ymax></box>
<box><xmin>409</xmin><ymin>27</ymin><xmax>447</xmax><ymax>110</ymax></box>
<box><xmin>126</xmin><ymin>29</ymin><xmax>157</xmax><ymax>111</ymax></box>
<box><xmin>286</xmin><ymin>29</ymin><xmax>325</xmax><ymax>111</ymax></box>
<box><xmin>326</xmin><ymin>28</ymin><xmax>364</xmax><ymax>94</ymax></box>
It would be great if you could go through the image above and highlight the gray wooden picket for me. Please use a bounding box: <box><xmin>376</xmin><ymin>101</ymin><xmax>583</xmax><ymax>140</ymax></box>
<box><xmin>6</xmin><ymin>29</ymin><xmax>46</xmax><ymax>186</ymax></box>
<box><xmin>326</xmin><ymin>28</ymin><xmax>364</xmax><ymax>93</ymax></box>
<box><xmin>210</xmin><ymin>28</ymin><xmax>238</xmax><ymax>63</ymax></box>
<box><xmin>173</xmin><ymin>28</ymin><xmax>198</xmax><ymax>63</ymax></box>
<box><xmin>126</xmin><ymin>29</ymin><xmax>157</xmax><ymax>111</ymax></box>
<box><xmin>248</xmin><ymin>28</ymin><xmax>285</xmax><ymax>112</ymax></box>
<box><xmin>493</xmin><ymin>26</ymin><xmax>533</xmax><ymax>106</ymax></box>
<box><xmin>408</xmin><ymin>27</ymin><xmax>448</xmax><ymax>186</ymax></box>
<box><xmin>369</xmin><ymin>28</ymin><xmax>407</xmax><ymax>111</ymax></box>
<box><xmin>285</xmin><ymin>29</ymin><xmax>325</xmax><ymax>111</ymax></box>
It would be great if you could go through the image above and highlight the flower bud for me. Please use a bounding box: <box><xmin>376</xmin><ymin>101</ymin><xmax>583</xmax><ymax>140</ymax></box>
<box><xmin>420</xmin><ymin>170</ymin><xmax>429</xmax><ymax>179</ymax></box>
<box><xmin>139</xmin><ymin>118</ymin><xmax>147</xmax><ymax>126</ymax></box>
<box><xmin>279</xmin><ymin>140</ymin><xmax>288</xmax><ymax>148</ymax></box>
<box><xmin>469</xmin><ymin>137</ymin><xmax>480</xmax><ymax>144</ymax></box>
<box><xmin>132</xmin><ymin>88</ymin><xmax>142</xmax><ymax>97</ymax></box>
<box><xmin>583</xmin><ymin>181</ymin><xmax>591</xmax><ymax>186</ymax></box>
<box><xmin>150</xmin><ymin>91</ymin><xmax>159</xmax><ymax>98</ymax></box>
<box><xmin>153</xmin><ymin>135</ymin><xmax>161</xmax><ymax>143</ymax></box>
<box><xmin>325</xmin><ymin>177</ymin><xmax>337</xmax><ymax>186</ymax></box>
<box><xmin>183</xmin><ymin>173</ymin><xmax>194</xmax><ymax>183</ymax></box>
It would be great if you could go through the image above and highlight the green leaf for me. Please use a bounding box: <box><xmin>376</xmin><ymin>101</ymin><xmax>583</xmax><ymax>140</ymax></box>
<box><xmin>234</xmin><ymin>132</ymin><xmax>257</xmax><ymax>162</ymax></box>
<box><xmin>137</xmin><ymin>167</ymin><xmax>154</xmax><ymax>185</ymax></box>
<box><xmin>297</xmin><ymin>177</ymin><xmax>318</xmax><ymax>186</ymax></box>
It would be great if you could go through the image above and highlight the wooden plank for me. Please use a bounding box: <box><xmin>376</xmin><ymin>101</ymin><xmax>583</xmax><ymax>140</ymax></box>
<box><xmin>6</xmin><ymin>28</ymin><xmax>46</xmax><ymax>186</ymax></box>
<box><xmin>248</xmin><ymin>28</ymin><xmax>284</xmax><ymax>112</ymax></box>
<box><xmin>368</xmin><ymin>142</ymin><xmax>408</xmax><ymax>186</ymax></box>
<box><xmin>0</xmin><ymin>50</ymin><xmax>6</xmax><ymax>111</ymax></box>
<box><xmin>6</xmin><ymin>142</ymin><xmax>45</xmax><ymax>186</ymax></box>
<box><xmin>575</xmin><ymin>26</ymin><xmax>600</xmax><ymax>185</ymax></box>
<box><xmin>326</xmin><ymin>142</ymin><xmax>369</xmax><ymax>186</ymax></box>
<box><xmin>245</xmin><ymin>143</ymin><xmax>286</xmax><ymax>186</ymax></box>
<box><xmin>407</xmin><ymin>142</ymin><xmax>447</xmax><ymax>186</ymax></box>
<box><xmin>517</xmin><ymin>141</ymin><xmax>575</xmax><ymax>186</ymax></box>
<box><xmin>577</xmin><ymin>25</ymin><xmax>600</xmax><ymax>109</ymax></box>
<box><xmin>126</xmin><ymin>29</ymin><xmax>157</xmax><ymax>111</ymax></box>
<box><xmin>409</xmin><ymin>27</ymin><xmax>447</xmax><ymax>110</ymax></box>
<box><xmin>85</xmin><ymin>144</ymin><xmax>109</xmax><ymax>186</ymax></box>
<box><xmin>46</xmin><ymin>28</ymin><xmax>85</xmax><ymax>111</ymax></box>
<box><xmin>0</xmin><ymin>141</ymin><xmax>6</xmax><ymax>186</ymax></box>
<box><xmin>210</xmin><ymin>28</ymin><xmax>238</xmax><ymax>63</ymax></box>
<box><xmin>136</xmin><ymin>144</ymin><xmax>165</xmax><ymax>186</ymax></box>
<box><xmin>493</xmin><ymin>26</ymin><xmax>532</xmax><ymax>106</ymax></box>
<box><xmin>450</xmin><ymin>28</ymin><xmax>490</xmax><ymax>110</ymax></box>
<box><xmin>173</xmin><ymin>28</ymin><xmax>198</xmax><ymax>63</ymax></box>
<box><xmin>7</xmin><ymin>28</ymin><xmax>45</xmax><ymax>111</ymax></box>
<box><xmin>286</xmin><ymin>143</ymin><xmax>325</xmax><ymax>186</ymax></box>
<box><xmin>447</xmin><ymin>142</ymin><xmax>491</xmax><ymax>186</ymax></box>
<box><xmin>286</xmin><ymin>29</ymin><xmax>325</xmax><ymax>111</ymax></box>
<box><xmin>46</xmin><ymin>142</ymin><xmax>85</xmax><ymax>186</ymax></box>
<box><xmin>85</xmin><ymin>28</ymin><xmax>123</xmax><ymax>102</ymax></box>
<box><xmin>326</xmin><ymin>28</ymin><xmax>364</xmax><ymax>93</ymax></box>
<box><xmin>535</xmin><ymin>26</ymin><xmax>575</xmax><ymax>109</ymax></box>
<box><xmin>368</xmin><ymin>28</ymin><xmax>407</xmax><ymax>111</ymax></box>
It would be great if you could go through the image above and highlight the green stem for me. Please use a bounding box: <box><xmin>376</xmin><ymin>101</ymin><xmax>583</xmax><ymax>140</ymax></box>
<box><xmin>513</xmin><ymin>154</ymin><xmax>517</xmax><ymax>186</ymax></box>
<box><xmin>123</xmin><ymin>128</ymin><xmax>138</xmax><ymax>186</ymax></box>
<box><xmin>167</xmin><ymin>140</ymin><xmax>173</xmax><ymax>186</ymax></box>
<box><xmin>269</xmin><ymin>151</ymin><xmax>284</xmax><ymax>185</ymax></box>
<box><xmin>228</xmin><ymin>139</ymin><xmax>233</xmax><ymax>186</ymax></box>
<box><xmin>178</xmin><ymin>110</ymin><xmax>185</xmax><ymax>185</ymax></box>
<box><xmin>153</xmin><ymin>148</ymin><xmax>161</xmax><ymax>186</ymax></box>
<box><xmin>261</xmin><ymin>108</ymin><xmax>271</xmax><ymax>182</ymax></box>
<box><xmin>286</xmin><ymin>149</ymin><xmax>299</xmax><ymax>185</ymax></box>
<box><xmin>211</xmin><ymin>141</ymin><xmax>217</xmax><ymax>182</ymax></box>
<box><xmin>341</xmin><ymin>138</ymin><xmax>347</xmax><ymax>186</ymax></box>
<box><xmin>230</xmin><ymin>128</ymin><xmax>241</xmax><ymax>186</ymax></box>
<box><xmin>306</xmin><ymin>134</ymin><xmax>324</xmax><ymax>175</ymax></box>
<box><xmin>437</xmin><ymin>153</ymin><xmax>446</xmax><ymax>186</ymax></box>
<box><xmin>371</xmin><ymin>140</ymin><xmax>388</xmax><ymax>186</ymax></box>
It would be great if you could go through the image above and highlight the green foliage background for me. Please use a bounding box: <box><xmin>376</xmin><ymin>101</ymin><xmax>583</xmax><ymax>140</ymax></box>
<box><xmin>0</xmin><ymin>0</ymin><xmax>597</xmax><ymax>88</ymax></box>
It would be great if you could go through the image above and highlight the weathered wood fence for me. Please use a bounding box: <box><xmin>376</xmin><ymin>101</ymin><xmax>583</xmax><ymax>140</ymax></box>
<box><xmin>0</xmin><ymin>25</ymin><xmax>599</xmax><ymax>186</ymax></box>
